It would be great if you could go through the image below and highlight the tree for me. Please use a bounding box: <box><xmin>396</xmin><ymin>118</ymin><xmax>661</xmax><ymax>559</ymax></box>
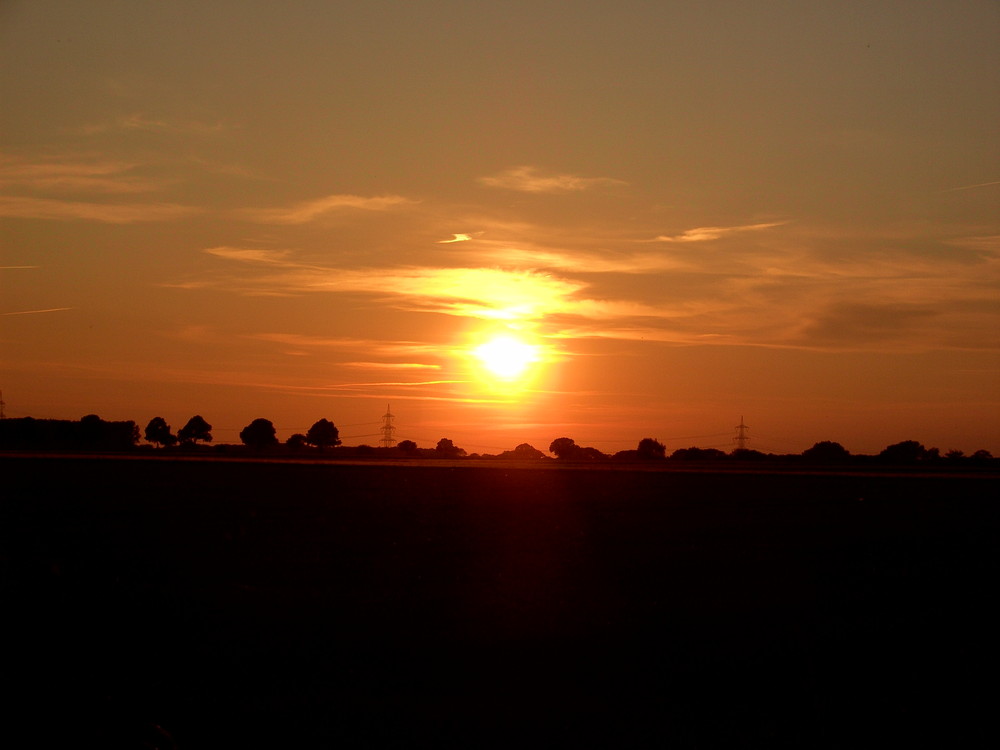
<box><xmin>178</xmin><ymin>415</ymin><xmax>213</xmax><ymax>446</ymax></box>
<box><xmin>286</xmin><ymin>433</ymin><xmax>308</xmax><ymax>451</ymax></box>
<box><xmin>637</xmin><ymin>437</ymin><xmax>666</xmax><ymax>460</ymax></box>
<box><xmin>306</xmin><ymin>418</ymin><xmax>340</xmax><ymax>450</ymax></box>
<box><xmin>549</xmin><ymin>437</ymin><xmax>581</xmax><ymax>460</ymax></box>
<box><xmin>878</xmin><ymin>440</ymin><xmax>926</xmax><ymax>464</ymax></box>
<box><xmin>435</xmin><ymin>438</ymin><xmax>466</xmax><ymax>457</ymax></box>
<box><xmin>498</xmin><ymin>443</ymin><xmax>547</xmax><ymax>460</ymax></box>
<box><xmin>144</xmin><ymin>417</ymin><xmax>177</xmax><ymax>448</ymax></box>
<box><xmin>240</xmin><ymin>418</ymin><xmax>278</xmax><ymax>450</ymax></box>
<box><xmin>77</xmin><ymin>414</ymin><xmax>139</xmax><ymax>450</ymax></box>
<box><xmin>397</xmin><ymin>439</ymin><xmax>418</xmax><ymax>454</ymax></box>
<box><xmin>802</xmin><ymin>441</ymin><xmax>850</xmax><ymax>463</ymax></box>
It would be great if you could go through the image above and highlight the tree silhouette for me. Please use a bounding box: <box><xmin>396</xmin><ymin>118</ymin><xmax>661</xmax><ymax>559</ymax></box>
<box><xmin>504</xmin><ymin>443</ymin><xmax>546</xmax><ymax>459</ymax></box>
<box><xmin>879</xmin><ymin>440</ymin><xmax>926</xmax><ymax>464</ymax></box>
<box><xmin>306</xmin><ymin>419</ymin><xmax>340</xmax><ymax>450</ymax></box>
<box><xmin>802</xmin><ymin>441</ymin><xmax>850</xmax><ymax>462</ymax></box>
<box><xmin>637</xmin><ymin>438</ymin><xmax>666</xmax><ymax>459</ymax></box>
<box><xmin>240</xmin><ymin>418</ymin><xmax>278</xmax><ymax>450</ymax></box>
<box><xmin>397</xmin><ymin>439</ymin><xmax>418</xmax><ymax>454</ymax></box>
<box><xmin>549</xmin><ymin>437</ymin><xmax>581</xmax><ymax>459</ymax></box>
<box><xmin>77</xmin><ymin>414</ymin><xmax>139</xmax><ymax>450</ymax></box>
<box><xmin>286</xmin><ymin>433</ymin><xmax>308</xmax><ymax>451</ymax></box>
<box><xmin>144</xmin><ymin>417</ymin><xmax>177</xmax><ymax>448</ymax></box>
<box><xmin>178</xmin><ymin>415</ymin><xmax>213</xmax><ymax>446</ymax></box>
<box><xmin>435</xmin><ymin>438</ymin><xmax>466</xmax><ymax>457</ymax></box>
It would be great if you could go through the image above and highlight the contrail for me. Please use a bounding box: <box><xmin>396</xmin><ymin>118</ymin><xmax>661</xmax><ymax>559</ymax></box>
<box><xmin>2</xmin><ymin>307</ymin><xmax>74</xmax><ymax>315</ymax></box>
<box><xmin>944</xmin><ymin>180</ymin><xmax>1000</xmax><ymax>192</ymax></box>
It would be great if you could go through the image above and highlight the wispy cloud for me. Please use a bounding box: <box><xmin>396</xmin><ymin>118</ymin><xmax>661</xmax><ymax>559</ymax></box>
<box><xmin>239</xmin><ymin>194</ymin><xmax>416</xmax><ymax>224</ymax></box>
<box><xmin>247</xmin><ymin>333</ymin><xmax>444</xmax><ymax>358</ymax></box>
<box><xmin>80</xmin><ymin>113</ymin><xmax>225</xmax><ymax>136</ymax></box>
<box><xmin>343</xmin><ymin>362</ymin><xmax>441</xmax><ymax>370</ymax></box>
<box><xmin>651</xmin><ymin>221</ymin><xmax>789</xmax><ymax>242</ymax></box>
<box><xmin>183</xmin><ymin>211</ymin><xmax>1000</xmax><ymax>354</ymax></box>
<box><xmin>438</xmin><ymin>232</ymin><xmax>483</xmax><ymax>243</ymax></box>
<box><xmin>204</xmin><ymin>247</ymin><xmax>296</xmax><ymax>264</ymax></box>
<box><xmin>0</xmin><ymin>196</ymin><xmax>201</xmax><ymax>223</ymax></box>
<box><xmin>0</xmin><ymin>154</ymin><xmax>163</xmax><ymax>194</ymax></box>
<box><xmin>478</xmin><ymin>166</ymin><xmax>626</xmax><ymax>193</ymax></box>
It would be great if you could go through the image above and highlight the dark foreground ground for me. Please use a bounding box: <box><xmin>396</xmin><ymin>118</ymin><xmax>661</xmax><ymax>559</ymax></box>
<box><xmin>3</xmin><ymin>456</ymin><xmax>998</xmax><ymax>747</ymax></box>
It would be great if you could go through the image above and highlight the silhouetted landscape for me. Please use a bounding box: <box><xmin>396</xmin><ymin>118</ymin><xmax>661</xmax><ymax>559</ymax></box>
<box><xmin>4</xmin><ymin>438</ymin><xmax>998</xmax><ymax>746</ymax></box>
<box><xmin>2</xmin><ymin>414</ymin><xmax>996</xmax><ymax>468</ymax></box>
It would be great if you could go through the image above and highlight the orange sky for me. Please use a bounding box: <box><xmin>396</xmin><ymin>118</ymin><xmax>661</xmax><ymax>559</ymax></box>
<box><xmin>2</xmin><ymin>1</ymin><xmax>998</xmax><ymax>455</ymax></box>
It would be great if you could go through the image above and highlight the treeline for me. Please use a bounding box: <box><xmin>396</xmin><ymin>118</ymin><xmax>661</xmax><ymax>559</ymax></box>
<box><xmin>539</xmin><ymin>436</ymin><xmax>996</xmax><ymax>467</ymax></box>
<box><xmin>0</xmin><ymin>415</ymin><xmax>996</xmax><ymax>467</ymax></box>
<box><xmin>0</xmin><ymin>414</ymin><xmax>140</xmax><ymax>451</ymax></box>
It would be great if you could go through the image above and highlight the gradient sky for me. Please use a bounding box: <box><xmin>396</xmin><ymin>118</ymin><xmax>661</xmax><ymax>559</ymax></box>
<box><xmin>2</xmin><ymin>0</ymin><xmax>998</xmax><ymax>455</ymax></box>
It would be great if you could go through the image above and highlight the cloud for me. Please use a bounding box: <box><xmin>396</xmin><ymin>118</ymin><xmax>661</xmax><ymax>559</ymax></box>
<box><xmin>438</xmin><ymin>232</ymin><xmax>482</xmax><ymax>243</ymax></box>
<box><xmin>79</xmin><ymin>113</ymin><xmax>225</xmax><ymax>136</ymax></box>
<box><xmin>342</xmin><ymin>362</ymin><xmax>442</xmax><ymax>370</ymax></box>
<box><xmin>651</xmin><ymin>221</ymin><xmax>789</xmax><ymax>242</ymax></box>
<box><xmin>478</xmin><ymin>166</ymin><xmax>626</xmax><ymax>193</ymax></box>
<box><xmin>0</xmin><ymin>155</ymin><xmax>159</xmax><ymax>194</ymax></box>
<box><xmin>247</xmin><ymin>333</ymin><xmax>445</xmax><ymax>358</ymax></box>
<box><xmin>204</xmin><ymin>247</ymin><xmax>296</xmax><ymax>265</ymax></box>
<box><xmin>239</xmin><ymin>194</ymin><xmax>416</xmax><ymax>224</ymax></box>
<box><xmin>0</xmin><ymin>196</ymin><xmax>201</xmax><ymax>223</ymax></box>
<box><xmin>186</xmin><ymin>212</ymin><xmax>1000</xmax><ymax>354</ymax></box>
<box><xmin>467</xmin><ymin>241</ymin><xmax>693</xmax><ymax>274</ymax></box>
<box><xmin>798</xmin><ymin>302</ymin><xmax>941</xmax><ymax>346</ymax></box>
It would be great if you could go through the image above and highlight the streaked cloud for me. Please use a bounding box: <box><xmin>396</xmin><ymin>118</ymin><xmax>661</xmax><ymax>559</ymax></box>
<box><xmin>188</xmin><ymin>222</ymin><xmax>1000</xmax><ymax>353</ymax></box>
<box><xmin>651</xmin><ymin>221</ymin><xmax>789</xmax><ymax>242</ymax></box>
<box><xmin>478</xmin><ymin>166</ymin><xmax>626</xmax><ymax>193</ymax></box>
<box><xmin>204</xmin><ymin>247</ymin><xmax>296</xmax><ymax>265</ymax></box>
<box><xmin>247</xmin><ymin>333</ymin><xmax>445</xmax><ymax>358</ymax></box>
<box><xmin>438</xmin><ymin>232</ymin><xmax>482</xmax><ymax>243</ymax></box>
<box><xmin>80</xmin><ymin>113</ymin><xmax>225</xmax><ymax>135</ymax></box>
<box><xmin>0</xmin><ymin>155</ymin><xmax>160</xmax><ymax>194</ymax></box>
<box><xmin>0</xmin><ymin>196</ymin><xmax>201</xmax><ymax>223</ymax></box>
<box><xmin>239</xmin><ymin>194</ymin><xmax>416</xmax><ymax>224</ymax></box>
<box><xmin>343</xmin><ymin>362</ymin><xmax>441</xmax><ymax>370</ymax></box>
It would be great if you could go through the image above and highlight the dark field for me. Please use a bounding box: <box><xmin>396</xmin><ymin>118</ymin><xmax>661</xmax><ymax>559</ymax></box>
<box><xmin>4</xmin><ymin>456</ymin><xmax>998</xmax><ymax>747</ymax></box>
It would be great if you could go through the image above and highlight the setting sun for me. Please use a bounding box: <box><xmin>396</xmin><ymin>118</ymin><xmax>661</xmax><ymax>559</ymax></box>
<box><xmin>472</xmin><ymin>335</ymin><xmax>539</xmax><ymax>380</ymax></box>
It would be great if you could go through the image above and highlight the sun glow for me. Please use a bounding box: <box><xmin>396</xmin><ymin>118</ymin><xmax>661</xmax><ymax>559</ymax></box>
<box><xmin>472</xmin><ymin>335</ymin><xmax>539</xmax><ymax>380</ymax></box>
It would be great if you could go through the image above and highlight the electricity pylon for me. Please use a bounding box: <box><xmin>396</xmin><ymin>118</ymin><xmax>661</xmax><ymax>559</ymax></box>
<box><xmin>379</xmin><ymin>404</ymin><xmax>396</xmax><ymax>448</ymax></box>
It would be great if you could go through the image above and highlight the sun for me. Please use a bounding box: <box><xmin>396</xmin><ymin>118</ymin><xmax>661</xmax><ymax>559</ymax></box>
<box><xmin>473</xmin><ymin>335</ymin><xmax>539</xmax><ymax>380</ymax></box>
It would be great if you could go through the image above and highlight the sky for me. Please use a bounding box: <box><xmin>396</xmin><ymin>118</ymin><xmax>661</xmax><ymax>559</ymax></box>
<box><xmin>2</xmin><ymin>0</ymin><xmax>998</xmax><ymax>455</ymax></box>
